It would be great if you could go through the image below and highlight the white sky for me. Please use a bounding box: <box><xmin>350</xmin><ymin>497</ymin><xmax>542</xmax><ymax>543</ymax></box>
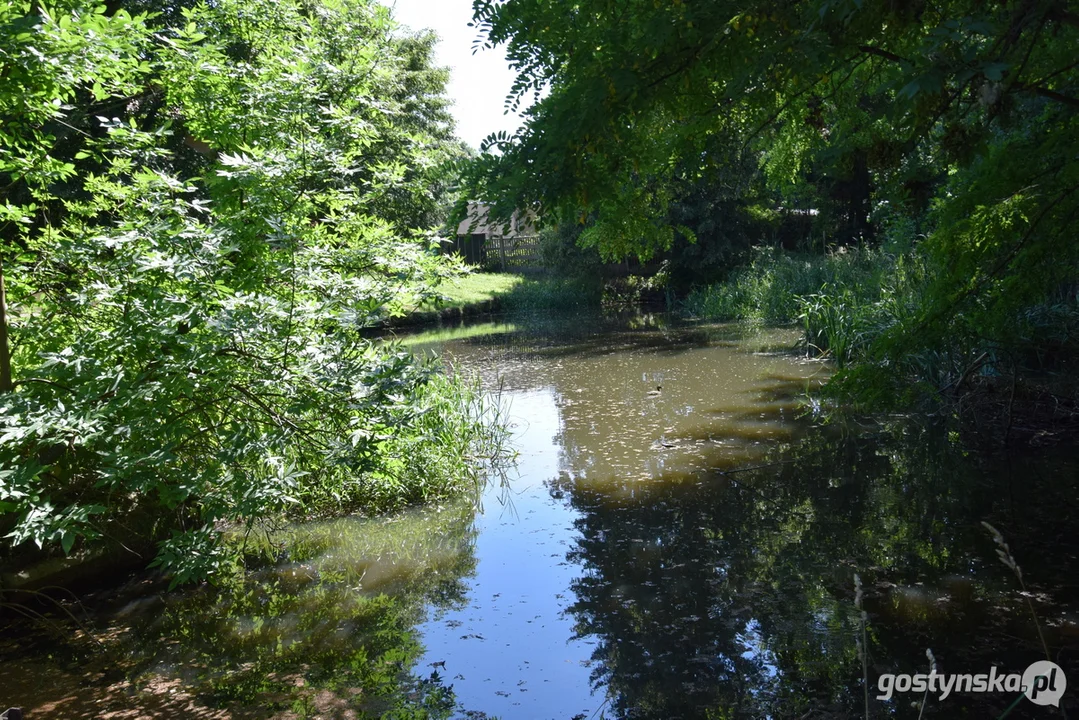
<box><xmin>384</xmin><ymin>0</ymin><xmax>528</xmax><ymax>151</ymax></box>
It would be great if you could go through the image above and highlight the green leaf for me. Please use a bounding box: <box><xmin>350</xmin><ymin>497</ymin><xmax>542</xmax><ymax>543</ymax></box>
<box><xmin>982</xmin><ymin>62</ymin><xmax>1008</xmax><ymax>81</ymax></box>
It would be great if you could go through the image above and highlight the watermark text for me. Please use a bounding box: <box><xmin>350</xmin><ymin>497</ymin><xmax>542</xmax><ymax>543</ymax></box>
<box><xmin>877</xmin><ymin>661</ymin><xmax>1065</xmax><ymax>707</ymax></box>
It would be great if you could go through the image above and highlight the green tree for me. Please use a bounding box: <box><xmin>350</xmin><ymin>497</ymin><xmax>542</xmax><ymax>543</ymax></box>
<box><xmin>463</xmin><ymin>0</ymin><xmax>1079</xmax><ymax>382</ymax></box>
<box><xmin>0</xmin><ymin>0</ymin><xmax>495</xmax><ymax>585</ymax></box>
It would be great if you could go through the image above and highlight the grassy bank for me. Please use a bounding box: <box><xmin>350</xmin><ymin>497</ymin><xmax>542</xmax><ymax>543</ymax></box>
<box><xmin>435</xmin><ymin>272</ymin><xmax>525</xmax><ymax>309</ymax></box>
<box><xmin>682</xmin><ymin>247</ymin><xmax>1079</xmax><ymax>440</ymax></box>
<box><xmin>443</xmin><ymin>271</ymin><xmax>602</xmax><ymax>313</ymax></box>
<box><xmin>682</xmin><ymin>246</ymin><xmax>924</xmax><ymax>369</ymax></box>
<box><xmin>681</xmin><ymin>246</ymin><xmax>898</xmax><ymax>328</ymax></box>
<box><xmin>392</xmin><ymin>271</ymin><xmax>602</xmax><ymax>326</ymax></box>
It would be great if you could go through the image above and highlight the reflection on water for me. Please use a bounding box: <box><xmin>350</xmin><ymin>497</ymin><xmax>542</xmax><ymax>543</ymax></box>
<box><xmin>557</xmin><ymin>430</ymin><xmax>1079</xmax><ymax>718</ymax></box>
<box><xmin>4</xmin><ymin>313</ymin><xmax>1079</xmax><ymax>719</ymax></box>
<box><xmin>1</xmin><ymin>499</ymin><xmax>482</xmax><ymax>718</ymax></box>
<box><xmin>413</xmin><ymin>316</ymin><xmax>828</xmax><ymax>482</ymax></box>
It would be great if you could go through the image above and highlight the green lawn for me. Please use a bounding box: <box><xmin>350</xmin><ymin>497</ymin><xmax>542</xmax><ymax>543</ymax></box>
<box><xmin>389</xmin><ymin>272</ymin><xmax>525</xmax><ymax>325</ymax></box>
<box><xmin>396</xmin><ymin>321</ymin><xmax>519</xmax><ymax>348</ymax></box>
<box><xmin>433</xmin><ymin>272</ymin><xmax>524</xmax><ymax>309</ymax></box>
<box><xmin>391</xmin><ymin>271</ymin><xmax>600</xmax><ymax>326</ymax></box>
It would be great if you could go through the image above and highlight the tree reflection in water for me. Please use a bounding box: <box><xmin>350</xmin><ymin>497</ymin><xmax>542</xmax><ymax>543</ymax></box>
<box><xmin>9</xmin><ymin>316</ymin><xmax>1079</xmax><ymax>719</ymax></box>
<box><xmin>553</xmin><ymin>422</ymin><xmax>1079</xmax><ymax>719</ymax></box>
<box><xmin>3</xmin><ymin>498</ymin><xmax>485</xmax><ymax>719</ymax></box>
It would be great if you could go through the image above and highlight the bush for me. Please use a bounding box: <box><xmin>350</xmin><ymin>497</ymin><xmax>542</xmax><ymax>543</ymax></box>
<box><xmin>0</xmin><ymin>0</ymin><xmax>502</xmax><ymax>586</ymax></box>
<box><xmin>681</xmin><ymin>246</ymin><xmax>892</xmax><ymax>325</ymax></box>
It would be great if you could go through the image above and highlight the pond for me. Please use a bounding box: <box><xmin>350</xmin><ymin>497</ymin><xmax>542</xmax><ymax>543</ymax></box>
<box><xmin>3</xmin><ymin>313</ymin><xmax>1078</xmax><ymax>719</ymax></box>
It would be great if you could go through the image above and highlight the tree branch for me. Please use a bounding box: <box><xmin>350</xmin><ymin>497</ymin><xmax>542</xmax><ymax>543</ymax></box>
<box><xmin>857</xmin><ymin>44</ymin><xmax>910</xmax><ymax>65</ymax></box>
<box><xmin>1047</xmin><ymin>8</ymin><xmax>1079</xmax><ymax>30</ymax></box>
<box><xmin>1015</xmin><ymin>83</ymin><xmax>1079</xmax><ymax>108</ymax></box>
<box><xmin>915</xmin><ymin>183</ymin><xmax>1079</xmax><ymax>337</ymax></box>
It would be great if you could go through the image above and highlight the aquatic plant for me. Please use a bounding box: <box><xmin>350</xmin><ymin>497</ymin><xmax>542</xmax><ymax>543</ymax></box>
<box><xmin>981</xmin><ymin>522</ymin><xmax>1051</xmax><ymax>663</ymax></box>
<box><xmin>916</xmin><ymin>648</ymin><xmax>936</xmax><ymax>720</ymax></box>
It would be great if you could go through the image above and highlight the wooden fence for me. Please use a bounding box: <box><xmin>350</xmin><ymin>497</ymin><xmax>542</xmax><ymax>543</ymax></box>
<box><xmin>490</xmin><ymin>235</ymin><xmax>541</xmax><ymax>270</ymax></box>
<box><xmin>449</xmin><ymin>234</ymin><xmax>542</xmax><ymax>271</ymax></box>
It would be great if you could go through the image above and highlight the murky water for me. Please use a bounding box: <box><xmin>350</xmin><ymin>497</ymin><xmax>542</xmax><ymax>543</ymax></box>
<box><xmin>4</xmin><ymin>313</ymin><xmax>1079</xmax><ymax>719</ymax></box>
<box><xmin>400</xmin><ymin>316</ymin><xmax>829</xmax><ymax>720</ymax></box>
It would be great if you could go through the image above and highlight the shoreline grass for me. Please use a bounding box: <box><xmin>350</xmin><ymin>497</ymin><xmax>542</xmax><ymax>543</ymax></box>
<box><xmin>431</xmin><ymin>272</ymin><xmax>525</xmax><ymax>310</ymax></box>
<box><xmin>680</xmin><ymin>246</ymin><xmax>1079</xmax><ymax>437</ymax></box>
<box><xmin>390</xmin><ymin>270</ymin><xmax>602</xmax><ymax>327</ymax></box>
<box><xmin>680</xmin><ymin>246</ymin><xmax>894</xmax><ymax>327</ymax></box>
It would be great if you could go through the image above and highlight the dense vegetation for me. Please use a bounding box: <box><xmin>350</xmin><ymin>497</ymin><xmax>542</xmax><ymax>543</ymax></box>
<box><xmin>461</xmin><ymin>0</ymin><xmax>1079</xmax><ymax>424</ymax></box>
<box><xmin>0</xmin><ymin>0</ymin><xmax>501</xmax><ymax>585</ymax></box>
<box><xmin>6</xmin><ymin>3</ymin><xmax>1078</xmax><ymax>716</ymax></box>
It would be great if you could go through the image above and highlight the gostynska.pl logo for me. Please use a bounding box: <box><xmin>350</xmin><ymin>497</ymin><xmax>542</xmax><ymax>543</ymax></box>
<box><xmin>877</xmin><ymin>660</ymin><xmax>1066</xmax><ymax>707</ymax></box>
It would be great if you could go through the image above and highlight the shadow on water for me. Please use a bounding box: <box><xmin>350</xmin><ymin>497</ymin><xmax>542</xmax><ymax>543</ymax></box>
<box><xmin>409</xmin><ymin>314</ymin><xmax>1079</xmax><ymax>718</ymax></box>
<box><xmin>0</xmin><ymin>499</ymin><xmax>484</xmax><ymax>719</ymax></box>
<box><xmin>4</xmin><ymin>312</ymin><xmax>1079</xmax><ymax>719</ymax></box>
<box><xmin>553</xmin><ymin>422</ymin><xmax>1079</xmax><ymax>719</ymax></box>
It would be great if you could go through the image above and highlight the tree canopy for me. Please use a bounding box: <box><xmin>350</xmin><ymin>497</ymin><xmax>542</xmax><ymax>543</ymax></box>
<box><xmin>462</xmin><ymin>0</ymin><xmax>1079</xmax><ymax>368</ymax></box>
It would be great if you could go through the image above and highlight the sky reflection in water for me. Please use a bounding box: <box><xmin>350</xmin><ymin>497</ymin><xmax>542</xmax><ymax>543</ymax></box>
<box><xmin>10</xmin><ymin>314</ymin><xmax>1079</xmax><ymax>720</ymax></box>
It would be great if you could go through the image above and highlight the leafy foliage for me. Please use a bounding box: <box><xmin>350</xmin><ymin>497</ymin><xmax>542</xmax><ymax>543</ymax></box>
<box><xmin>0</xmin><ymin>0</ymin><xmax>496</xmax><ymax>584</ymax></box>
<box><xmin>462</xmin><ymin>0</ymin><xmax>1079</xmax><ymax>403</ymax></box>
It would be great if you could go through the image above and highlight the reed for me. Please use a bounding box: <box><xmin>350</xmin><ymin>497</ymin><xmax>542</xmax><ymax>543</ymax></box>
<box><xmin>981</xmin><ymin>521</ymin><xmax>1051</xmax><ymax>663</ymax></box>
<box><xmin>916</xmin><ymin>648</ymin><xmax>936</xmax><ymax>720</ymax></box>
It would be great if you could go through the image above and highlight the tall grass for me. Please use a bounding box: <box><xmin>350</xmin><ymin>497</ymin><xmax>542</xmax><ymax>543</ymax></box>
<box><xmin>681</xmin><ymin>246</ymin><xmax>893</xmax><ymax>325</ymax></box>
<box><xmin>982</xmin><ymin>522</ymin><xmax>1051</xmax><ymax>663</ymax></box>
<box><xmin>682</xmin><ymin>246</ymin><xmax>931</xmax><ymax>371</ymax></box>
<box><xmin>798</xmin><ymin>285</ymin><xmax>873</xmax><ymax>368</ymax></box>
<box><xmin>685</xmin><ymin>243</ymin><xmax>1079</xmax><ymax>424</ymax></box>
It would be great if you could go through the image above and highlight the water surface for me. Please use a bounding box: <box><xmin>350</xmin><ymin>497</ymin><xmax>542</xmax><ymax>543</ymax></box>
<box><xmin>4</xmin><ymin>313</ymin><xmax>1078</xmax><ymax>719</ymax></box>
<box><xmin>403</xmin><ymin>316</ymin><xmax>829</xmax><ymax>719</ymax></box>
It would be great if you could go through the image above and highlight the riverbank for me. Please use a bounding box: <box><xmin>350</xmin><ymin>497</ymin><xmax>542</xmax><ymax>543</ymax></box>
<box><xmin>404</xmin><ymin>272</ymin><xmax>525</xmax><ymax>325</ymax></box>
<box><xmin>387</xmin><ymin>271</ymin><xmax>602</xmax><ymax>327</ymax></box>
<box><xmin>7</xmin><ymin>314</ymin><xmax>1079</xmax><ymax>719</ymax></box>
<box><xmin>681</xmin><ymin>246</ymin><xmax>1079</xmax><ymax>444</ymax></box>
